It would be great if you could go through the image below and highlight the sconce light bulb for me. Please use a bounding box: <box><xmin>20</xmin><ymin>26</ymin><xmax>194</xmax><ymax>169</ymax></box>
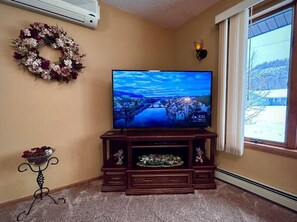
<box><xmin>194</xmin><ymin>41</ymin><xmax>203</xmax><ymax>51</ymax></box>
<box><xmin>194</xmin><ymin>40</ymin><xmax>207</xmax><ymax>60</ymax></box>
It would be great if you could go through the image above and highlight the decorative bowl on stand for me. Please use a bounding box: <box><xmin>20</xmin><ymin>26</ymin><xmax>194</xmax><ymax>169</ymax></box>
<box><xmin>22</xmin><ymin>146</ymin><xmax>54</xmax><ymax>166</ymax></box>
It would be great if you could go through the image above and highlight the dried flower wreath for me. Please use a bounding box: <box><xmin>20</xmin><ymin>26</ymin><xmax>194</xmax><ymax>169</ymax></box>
<box><xmin>12</xmin><ymin>22</ymin><xmax>86</xmax><ymax>82</ymax></box>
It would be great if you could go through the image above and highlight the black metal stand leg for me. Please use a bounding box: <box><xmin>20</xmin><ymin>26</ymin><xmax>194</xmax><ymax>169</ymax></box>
<box><xmin>43</xmin><ymin>187</ymin><xmax>66</xmax><ymax>205</ymax></box>
<box><xmin>17</xmin><ymin>157</ymin><xmax>66</xmax><ymax>221</ymax></box>
<box><xmin>17</xmin><ymin>198</ymin><xmax>38</xmax><ymax>221</ymax></box>
<box><xmin>47</xmin><ymin>195</ymin><xmax>66</xmax><ymax>205</ymax></box>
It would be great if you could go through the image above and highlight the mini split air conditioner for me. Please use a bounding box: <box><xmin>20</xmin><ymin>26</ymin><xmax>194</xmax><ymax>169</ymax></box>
<box><xmin>0</xmin><ymin>0</ymin><xmax>100</xmax><ymax>29</ymax></box>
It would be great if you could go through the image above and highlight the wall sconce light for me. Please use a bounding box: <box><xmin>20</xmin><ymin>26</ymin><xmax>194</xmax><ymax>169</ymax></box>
<box><xmin>194</xmin><ymin>40</ymin><xmax>207</xmax><ymax>60</ymax></box>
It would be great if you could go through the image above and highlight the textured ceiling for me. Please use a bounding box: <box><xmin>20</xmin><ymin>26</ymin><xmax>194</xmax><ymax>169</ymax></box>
<box><xmin>101</xmin><ymin>0</ymin><xmax>221</xmax><ymax>29</ymax></box>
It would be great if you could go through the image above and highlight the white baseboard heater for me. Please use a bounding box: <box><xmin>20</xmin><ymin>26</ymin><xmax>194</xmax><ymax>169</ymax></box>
<box><xmin>215</xmin><ymin>168</ymin><xmax>297</xmax><ymax>212</ymax></box>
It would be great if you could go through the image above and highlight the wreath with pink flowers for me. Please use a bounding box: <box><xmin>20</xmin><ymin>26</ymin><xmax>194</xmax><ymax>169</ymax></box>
<box><xmin>12</xmin><ymin>22</ymin><xmax>86</xmax><ymax>83</ymax></box>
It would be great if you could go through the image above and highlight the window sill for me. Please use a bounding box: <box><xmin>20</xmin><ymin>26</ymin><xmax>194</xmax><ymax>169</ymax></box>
<box><xmin>245</xmin><ymin>141</ymin><xmax>297</xmax><ymax>159</ymax></box>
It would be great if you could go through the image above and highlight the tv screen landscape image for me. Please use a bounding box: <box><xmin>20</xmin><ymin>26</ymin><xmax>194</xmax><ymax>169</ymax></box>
<box><xmin>112</xmin><ymin>70</ymin><xmax>212</xmax><ymax>129</ymax></box>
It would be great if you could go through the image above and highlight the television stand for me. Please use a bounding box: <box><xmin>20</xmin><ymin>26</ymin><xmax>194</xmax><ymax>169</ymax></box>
<box><xmin>100</xmin><ymin>129</ymin><xmax>217</xmax><ymax>195</ymax></box>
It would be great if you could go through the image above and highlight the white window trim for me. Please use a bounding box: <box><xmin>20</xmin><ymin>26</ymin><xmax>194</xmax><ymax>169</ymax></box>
<box><xmin>215</xmin><ymin>0</ymin><xmax>264</xmax><ymax>24</ymax></box>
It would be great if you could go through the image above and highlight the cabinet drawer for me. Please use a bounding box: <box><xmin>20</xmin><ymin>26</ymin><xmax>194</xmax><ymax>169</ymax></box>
<box><xmin>105</xmin><ymin>172</ymin><xmax>126</xmax><ymax>186</ymax></box>
<box><xmin>193</xmin><ymin>170</ymin><xmax>214</xmax><ymax>184</ymax></box>
<box><xmin>130</xmin><ymin>173</ymin><xmax>192</xmax><ymax>188</ymax></box>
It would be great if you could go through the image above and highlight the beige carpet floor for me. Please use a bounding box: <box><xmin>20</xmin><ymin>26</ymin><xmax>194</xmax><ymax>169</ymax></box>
<box><xmin>1</xmin><ymin>179</ymin><xmax>297</xmax><ymax>222</ymax></box>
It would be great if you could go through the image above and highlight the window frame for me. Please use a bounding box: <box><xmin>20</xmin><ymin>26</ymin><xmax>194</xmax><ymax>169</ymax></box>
<box><xmin>244</xmin><ymin>0</ymin><xmax>297</xmax><ymax>152</ymax></box>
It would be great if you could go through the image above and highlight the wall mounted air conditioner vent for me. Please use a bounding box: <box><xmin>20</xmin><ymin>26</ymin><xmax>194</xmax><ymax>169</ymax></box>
<box><xmin>0</xmin><ymin>0</ymin><xmax>100</xmax><ymax>29</ymax></box>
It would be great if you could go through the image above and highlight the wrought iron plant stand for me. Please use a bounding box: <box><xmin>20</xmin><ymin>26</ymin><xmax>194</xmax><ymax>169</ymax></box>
<box><xmin>17</xmin><ymin>156</ymin><xmax>66</xmax><ymax>221</ymax></box>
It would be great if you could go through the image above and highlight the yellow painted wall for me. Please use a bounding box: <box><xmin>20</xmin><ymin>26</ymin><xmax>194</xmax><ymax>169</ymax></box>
<box><xmin>174</xmin><ymin>0</ymin><xmax>297</xmax><ymax>194</ymax></box>
<box><xmin>0</xmin><ymin>3</ymin><xmax>174</xmax><ymax>203</ymax></box>
<box><xmin>216</xmin><ymin>149</ymin><xmax>297</xmax><ymax>194</ymax></box>
<box><xmin>1</xmin><ymin>0</ymin><xmax>296</xmax><ymax>204</ymax></box>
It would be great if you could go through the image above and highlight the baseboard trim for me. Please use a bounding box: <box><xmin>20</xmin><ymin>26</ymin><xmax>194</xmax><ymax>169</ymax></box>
<box><xmin>215</xmin><ymin>168</ymin><xmax>297</xmax><ymax>212</ymax></box>
<box><xmin>0</xmin><ymin>176</ymin><xmax>103</xmax><ymax>208</ymax></box>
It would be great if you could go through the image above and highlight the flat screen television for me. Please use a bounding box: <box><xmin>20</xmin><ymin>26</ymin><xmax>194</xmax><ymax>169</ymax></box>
<box><xmin>112</xmin><ymin>70</ymin><xmax>212</xmax><ymax>129</ymax></box>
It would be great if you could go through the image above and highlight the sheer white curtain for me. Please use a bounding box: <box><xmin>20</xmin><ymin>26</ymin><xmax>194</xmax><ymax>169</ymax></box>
<box><xmin>217</xmin><ymin>9</ymin><xmax>249</xmax><ymax>156</ymax></box>
<box><xmin>217</xmin><ymin>19</ymin><xmax>228</xmax><ymax>151</ymax></box>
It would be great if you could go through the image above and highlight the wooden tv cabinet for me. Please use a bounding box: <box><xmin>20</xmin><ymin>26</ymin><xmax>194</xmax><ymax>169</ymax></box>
<box><xmin>100</xmin><ymin>129</ymin><xmax>217</xmax><ymax>195</ymax></box>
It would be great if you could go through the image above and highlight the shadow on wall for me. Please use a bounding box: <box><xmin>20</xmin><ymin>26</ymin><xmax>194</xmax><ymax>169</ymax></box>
<box><xmin>83</xmin><ymin>69</ymin><xmax>112</xmax><ymax>133</ymax></box>
<box><xmin>55</xmin><ymin>133</ymin><xmax>103</xmax><ymax>181</ymax></box>
<box><xmin>0</xmin><ymin>151</ymin><xmax>24</xmax><ymax>176</ymax></box>
<box><xmin>0</xmin><ymin>150</ymin><xmax>37</xmax><ymax>200</ymax></box>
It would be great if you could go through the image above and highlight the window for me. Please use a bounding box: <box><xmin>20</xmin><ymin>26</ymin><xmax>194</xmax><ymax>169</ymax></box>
<box><xmin>244</xmin><ymin>2</ymin><xmax>297</xmax><ymax>150</ymax></box>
